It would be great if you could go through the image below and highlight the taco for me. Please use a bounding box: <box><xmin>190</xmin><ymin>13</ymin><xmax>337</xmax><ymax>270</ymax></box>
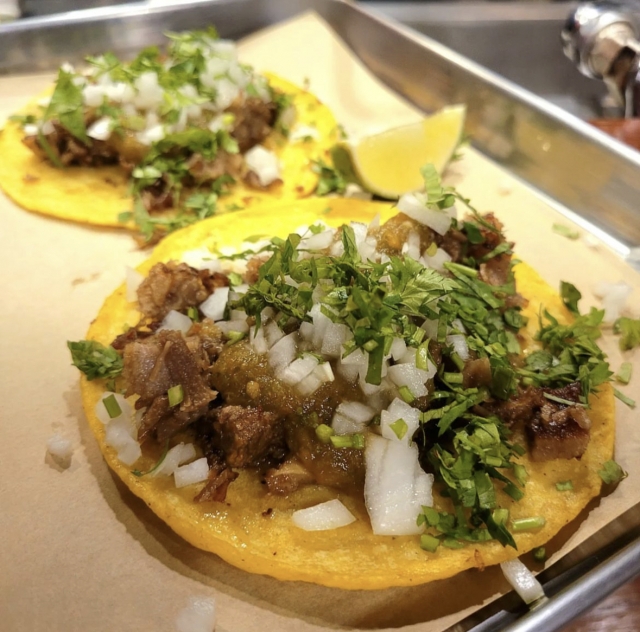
<box><xmin>0</xmin><ymin>29</ymin><xmax>337</xmax><ymax>241</ymax></box>
<box><xmin>69</xmin><ymin>180</ymin><xmax>615</xmax><ymax>590</ymax></box>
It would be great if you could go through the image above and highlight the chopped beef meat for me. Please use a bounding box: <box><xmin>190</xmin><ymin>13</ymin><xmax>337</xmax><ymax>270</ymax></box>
<box><xmin>462</xmin><ymin>357</ymin><xmax>492</xmax><ymax>389</ymax></box>
<box><xmin>195</xmin><ymin>467</ymin><xmax>239</xmax><ymax>502</ymax></box>
<box><xmin>436</xmin><ymin>227</ymin><xmax>467</xmax><ymax>262</ymax></box>
<box><xmin>111</xmin><ymin>324</ymin><xmax>157</xmax><ymax>351</ymax></box>
<box><xmin>199</xmin><ymin>270</ymin><xmax>230</xmax><ymax>295</ymax></box>
<box><xmin>479</xmin><ymin>253</ymin><xmax>511</xmax><ymax>287</ymax></box>
<box><xmin>228</xmin><ymin>97</ymin><xmax>277</xmax><ymax>153</ymax></box>
<box><xmin>213</xmin><ymin>405</ymin><xmax>286</xmax><ymax>467</ymax></box>
<box><xmin>186</xmin><ymin>319</ymin><xmax>225</xmax><ymax>363</ymax></box>
<box><xmin>122</xmin><ymin>330</ymin><xmax>217</xmax><ymax>442</ymax></box>
<box><xmin>186</xmin><ymin>150</ymin><xmax>245</xmax><ymax>182</ymax></box>
<box><xmin>244</xmin><ymin>256</ymin><xmax>267</xmax><ymax>285</ymax></box>
<box><xmin>23</xmin><ymin>122</ymin><xmax>119</xmax><ymax>167</ymax></box>
<box><xmin>137</xmin><ymin>261</ymin><xmax>211</xmax><ymax>321</ymax></box>
<box><xmin>484</xmin><ymin>381</ymin><xmax>591</xmax><ymax>461</ymax></box>
<box><xmin>264</xmin><ymin>458</ymin><xmax>314</xmax><ymax>495</ymax></box>
<box><xmin>140</xmin><ymin>177</ymin><xmax>174</xmax><ymax>212</ymax></box>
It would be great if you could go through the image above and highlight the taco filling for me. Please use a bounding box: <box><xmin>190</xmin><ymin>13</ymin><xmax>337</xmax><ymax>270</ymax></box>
<box><xmin>4</xmin><ymin>29</ymin><xmax>336</xmax><ymax>240</ymax></box>
<box><xmin>69</xmin><ymin>173</ymin><xmax>615</xmax><ymax>588</ymax></box>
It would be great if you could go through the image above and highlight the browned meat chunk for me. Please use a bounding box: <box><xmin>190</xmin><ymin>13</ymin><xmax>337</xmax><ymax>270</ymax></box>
<box><xmin>186</xmin><ymin>318</ymin><xmax>225</xmax><ymax>363</ymax></box>
<box><xmin>228</xmin><ymin>97</ymin><xmax>277</xmax><ymax>153</ymax></box>
<box><xmin>195</xmin><ymin>467</ymin><xmax>239</xmax><ymax>502</ymax></box>
<box><xmin>436</xmin><ymin>227</ymin><xmax>467</xmax><ymax>262</ymax></box>
<box><xmin>485</xmin><ymin>382</ymin><xmax>591</xmax><ymax>461</ymax></box>
<box><xmin>186</xmin><ymin>150</ymin><xmax>245</xmax><ymax>182</ymax></box>
<box><xmin>213</xmin><ymin>405</ymin><xmax>285</xmax><ymax>467</ymax></box>
<box><xmin>527</xmin><ymin>405</ymin><xmax>590</xmax><ymax>462</ymax></box>
<box><xmin>23</xmin><ymin>122</ymin><xmax>120</xmax><ymax>167</ymax></box>
<box><xmin>264</xmin><ymin>458</ymin><xmax>314</xmax><ymax>495</ymax></box>
<box><xmin>137</xmin><ymin>261</ymin><xmax>211</xmax><ymax>321</ymax></box>
<box><xmin>122</xmin><ymin>330</ymin><xmax>217</xmax><ymax>442</ymax></box>
<box><xmin>479</xmin><ymin>253</ymin><xmax>511</xmax><ymax>287</ymax></box>
<box><xmin>462</xmin><ymin>357</ymin><xmax>492</xmax><ymax>389</ymax></box>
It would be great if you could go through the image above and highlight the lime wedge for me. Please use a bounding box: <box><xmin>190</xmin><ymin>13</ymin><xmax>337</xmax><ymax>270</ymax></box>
<box><xmin>343</xmin><ymin>104</ymin><xmax>466</xmax><ymax>199</ymax></box>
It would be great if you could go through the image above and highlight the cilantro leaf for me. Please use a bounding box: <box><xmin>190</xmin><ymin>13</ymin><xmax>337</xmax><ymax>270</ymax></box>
<box><xmin>613</xmin><ymin>317</ymin><xmax>640</xmax><ymax>351</ymax></box>
<box><xmin>598</xmin><ymin>460</ymin><xmax>627</xmax><ymax>485</ymax></box>
<box><xmin>67</xmin><ymin>340</ymin><xmax>123</xmax><ymax>381</ymax></box>
<box><xmin>560</xmin><ymin>281</ymin><xmax>582</xmax><ymax>315</ymax></box>
<box><xmin>45</xmin><ymin>70</ymin><xmax>89</xmax><ymax>143</ymax></box>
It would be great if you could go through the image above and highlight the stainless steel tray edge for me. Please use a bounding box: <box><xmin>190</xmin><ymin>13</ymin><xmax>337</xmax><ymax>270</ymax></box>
<box><xmin>320</xmin><ymin>0</ymin><xmax>640</xmax><ymax>253</ymax></box>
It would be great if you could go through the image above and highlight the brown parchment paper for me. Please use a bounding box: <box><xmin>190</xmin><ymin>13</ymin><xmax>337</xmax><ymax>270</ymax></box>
<box><xmin>1</xmin><ymin>11</ymin><xmax>639</xmax><ymax>632</ymax></box>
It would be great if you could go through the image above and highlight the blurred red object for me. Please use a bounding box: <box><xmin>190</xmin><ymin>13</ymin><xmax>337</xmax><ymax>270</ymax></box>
<box><xmin>590</xmin><ymin>119</ymin><xmax>640</xmax><ymax>150</ymax></box>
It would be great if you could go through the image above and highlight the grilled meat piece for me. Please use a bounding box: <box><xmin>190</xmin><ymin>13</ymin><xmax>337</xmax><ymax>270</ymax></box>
<box><xmin>264</xmin><ymin>458</ymin><xmax>314</xmax><ymax>495</ymax></box>
<box><xmin>228</xmin><ymin>97</ymin><xmax>277</xmax><ymax>153</ymax></box>
<box><xmin>137</xmin><ymin>261</ymin><xmax>211</xmax><ymax>321</ymax></box>
<box><xmin>122</xmin><ymin>330</ymin><xmax>217</xmax><ymax>442</ymax></box>
<box><xmin>195</xmin><ymin>467</ymin><xmax>239</xmax><ymax>502</ymax></box>
<box><xmin>486</xmin><ymin>381</ymin><xmax>591</xmax><ymax>461</ymax></box>
<box><xmin>186</xmin><ymin>150</ymin><xmax>245</xmax><ymax>182</ymax></box>
<box><xmin>462</xmin><ymin>357</ymin><xmax>492</xmax><ymax>389</ymax></box>
<box><xmin>23</xmin><ymin>122</ymin><xmax>120</xmax><ymax>167</ymax></box>
<box><xmin>213</xmin><ymin>405</ymin><xmax>286</xmax><ymax>468</ymax></box>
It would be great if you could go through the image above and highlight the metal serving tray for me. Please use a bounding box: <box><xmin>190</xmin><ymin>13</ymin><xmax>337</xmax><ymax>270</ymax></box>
<box><xmin>1</xmin><ymin>1</ymin><xmax>638</xmax><ymax>630</ymax></box>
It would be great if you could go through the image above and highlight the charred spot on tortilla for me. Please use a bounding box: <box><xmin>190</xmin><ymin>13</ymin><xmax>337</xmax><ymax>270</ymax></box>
<box><xmin>69</xmin><ymin>184</ymin><xmax>616</xmax><ymax>590</ymax></box>
<box><xmin>0</xmin><ymin>29</ymin><xmax>337</xmax><ymax>241</ymax></box>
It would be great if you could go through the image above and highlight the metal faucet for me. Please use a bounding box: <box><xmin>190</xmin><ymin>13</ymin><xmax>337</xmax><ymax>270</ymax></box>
<box><xmin>562</xmin><ymin>1</ymin><xmax>640</xmax><ymax>116</ymax></box>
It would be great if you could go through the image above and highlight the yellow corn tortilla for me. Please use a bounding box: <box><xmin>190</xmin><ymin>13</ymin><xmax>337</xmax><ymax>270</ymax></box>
<box><xmin>0</xmin><ymin>74</ymin><xmax>337</xmax><ymax>228</ymax></box>
<box><xmin>80</xmin><ymin>198</ymin><xmax>615</xmax><ymax>590</ymax></box>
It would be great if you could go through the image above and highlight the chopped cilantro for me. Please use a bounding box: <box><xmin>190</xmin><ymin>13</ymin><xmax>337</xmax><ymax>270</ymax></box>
<box><xmin>614</xmin><ymin>388</ymin><xmax>636</xmax><ymax>408</ymax></box>
<box><xmin>67</xmin><ymin>340</ymin><xmax>123</xmax><ymax>381</ymax></box>
<box><xmin>615</xmin><ymin>362</ymin><xmax>632</xmax><ymax>385</ymax></box>
<box><xmin>555</xmin><ymin>480</ymin><xmax>573</xmax><ymax>491</ymax></box>
<box><xmin>552</xmin><ymin>223</ymin><xmax>580</xmax><ymax>240</ymax></box>
<box><xmin>613</xmin><ymin>317</ymin><xmax>640</xmax><ymax>350</ymax></box>
<box><xmin>44</xmin><ymin>69</ymin><xmax>89</xmax><ymax>143</ymax></box>
<box><xmin>598</xmin><ymin>460</ymin><xmax>627</xmax><ymax>485</ymax></box>
<box><xmin>560</xmin><ymin>281</ymin><xmax>582</xmax><ymax>315</ymax></box>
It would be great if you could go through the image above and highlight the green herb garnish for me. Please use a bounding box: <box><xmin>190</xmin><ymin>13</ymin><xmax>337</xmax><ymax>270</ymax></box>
<box><xmin>68</xmin><ymin>340</ymin><xmax>123</xmax><ymax>381</ymax></box>
<box><xmin>598</xmin><ymin>460</ymin><xmax>627</xmax><ymax>485</ymax></box>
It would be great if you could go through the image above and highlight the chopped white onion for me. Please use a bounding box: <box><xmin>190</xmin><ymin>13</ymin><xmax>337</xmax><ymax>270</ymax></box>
<box><xmin>175</xmin><ymin>595</ymin><xmax>216</xmax><ymax>632</ymax></box>
<box><xmin>216</xmin><ymin>319</ymin><xmax>249</xmax><ymax>335</ymax></box>
<box><xmin>199</xmin><ymin>287</ymin><xmax>229</xmax><ymax>322</ymax></box>
<box><xmin>397</xmin><ymin>193</ymin><xmax>452</xmax><ymax>235</ymax></box>
<box><xmin>364</xmin><ymin>434</ymin><xmax>434</xmax><ymax>535</ymax></box>
<box><xmin>268</xmin><ymin>332</ymin><xmax>298</xmax><ymax>373</ymax></box>
<box><xmin>105</xmin><ymin>418</ymin><xmax>141</xmax><ymax>466</ymax></box>
<box><xmin>380</xmin><ymin>398</ymin><xmax>421</xmax><ymax>444</ymax></box>
<box><xmin>159</xmin><ymin>310</ymin><xmax>193</xmax><ymax>335</ymax></box>
<box><xmin>47</xmin><ymin>433</ymin><xmax>73</xmax><ymax>460</ymax></box>
<box><xmin>446</xmin><ymin>334</ymin><xmax>469</xmax><ymax>361</ymax></box>
<box><xmin>152</xmin><ymin>442</ymin><xmax>197</xmax><ymax>477</ymax></box>
<box><xmin>422</xmin><ymin>247</ymin><xmax>452</xmax><ymax>271</ymax></box>
<box><xmin>321</xmin><ymin>322</ymin><xmax>352</xmax><ymax>358</ymax></box>
<box><xmin>292</xmin><ymin>499</ymin><xmax>356</xmax><ymax>531</ymax></box>
<box><xmin>87</xmin><ymin>116</ymin><xmax>112</xmax><ymax>141</ymax></box>
<box><xmin>297</xmin><ymin>362</ymin><xmax>334</xmax><ymax>396</ymax></box>
<box><xmin>331</xmin><ymin>401</ymin><xmax>375</xmax><ymax>435</ymax></box>
<box><xmin>280</xmin><ymin>354</ymin><xmax>319</xmax><ymax>386</ymax></box>
<box><xmin>500</xmin><ymin>559</ymin><xmax>545</xmax><ymax>605</ymax></box>
<box><xmin>592</xmin><ymin>281</ymin><xmax>633</xmax><ymax>322</ymax></box>
<box><xmin>174</xmin><ymin>457</ymin><xmax>210</xmax><ymax>488</ymax></box>
<box><xmin>94</xmin><ymin>392</ymin><xmax>133</xmax><ymax>426</ymax></box>
<box><xmin>133</xmin><ymin>71</ymin><xmax>164</xmax><ymax>110</ymax></box>
<box><xmin>387</xmin><ymin>363</ymin><xmax>432</xmax><ymax>398</ymax></box>
<box><xmin>244</xmin><ymin>145</ymin><xmax>281</xmax><ymax>186</ymax></box>
<box><xmin>300</xmin><ymin>229</ymin><xmax>334</xmax><ymax>251</ymax></box>
<box><xmin>249</xmin><ymin>326</ymin><xmax>269</xmax><ymax>354</ymax></box>
<box><xmin>263</xmin><ymin>320</ymin><xmax>284</xmax><ymax>348</ymax></box>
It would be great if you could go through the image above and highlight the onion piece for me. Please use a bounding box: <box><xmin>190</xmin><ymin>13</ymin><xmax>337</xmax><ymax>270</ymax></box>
<box><xmin>500</xmin><ymin>559</ymin><xmax>545</xmax><ymax>605</ymax></box>
<box><xmin>94</xmin><ymin>392</ymin><xmax>133</xmax><ymax>426</ymax></box>
<box><xmin>244</xmin><ymin>145</ymin><xmax>281</xmax><ymax>186</ymax></box>
<box><xmin>87</xmin><ymin>116</ymin><xmax>112</xmax><ymax>141</ymax></box>
<box><xmin>175</xmin><ymin>596</ymin><xmax>216</xmax><ymax>632</ymax></box>
<box><xmin>159</xmin><ymin>310</ymin><xmax>193</xmax><ymax>334</ymax></box>
<box><xmin>292</xmin><ymin>499</ymin><xmax>356</xmax><ymax>531</ymax></box>
<box><xmin>280</xmin><ymin>354</ymin><xmax>318</xmax><ymax>386</ymax></box>
<box><xmin>47</xmin><ymin>433</ymin><xmax>73</xmax><ymax>461</ymax></box>
<box><xmin>592</xmin><ymin>280</ymin><xmax>633</xmax><ymax>322</ymax></box>
<box><xmin>364</xmin><ymin>434</ymin><xmax>434</xmax><ymax>535</ymax></box>
<box><xmin>387</xmin><ymin>363</ymin><xmax>431</xmax><ymax>398</ymax></box>
<box><xmin>397</xmin><ymin>193</ymin><xmax>452</xmax><ymax>235</ymax></box>
<box><xmin>380</xmin><ymin>398</ymin><xmax>421</xmax><ymax>444</ymax></box>
<box><xmin>152</xmin><ymin>442</ymin><xmax>197</xmax><ymax>477</ymax></box>
<box><xmin>268</xmin><ymin>332</ymin><xmax>298</xmax><ymax>373</ymax></box>
<box><xmin>199</xmin><ymin>287</ymin><xmax>229</xmax><ymax>322</ymax></box>
<box><xmin>180</xmin><ymin>248</ymin><xmax>222</xmax><ymax>273</ymax></box>
<box><xmin>174</xmin><ymin>457</ymin><xmax>210</xmax><ymax>488</ymax></box>
<box><xmin>332</xmin><ymin>401</ymin><xmax>375</xmax><ymax>435</ymax></box>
